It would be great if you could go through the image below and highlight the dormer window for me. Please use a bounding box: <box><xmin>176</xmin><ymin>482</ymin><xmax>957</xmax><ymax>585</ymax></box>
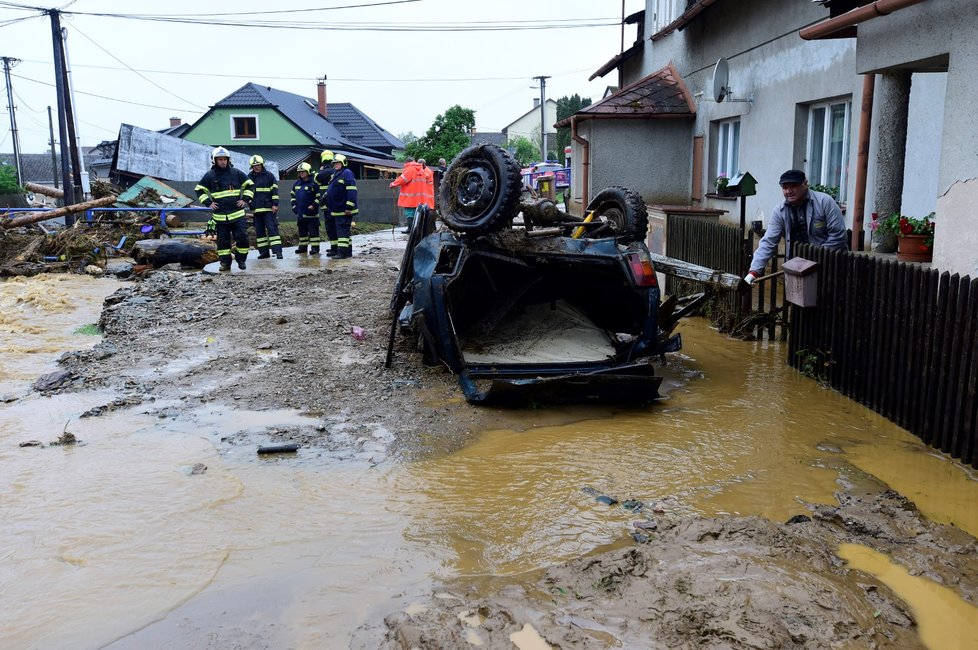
<box><xmin>231</xmin><ymin>115</ymin><xmax>258</xmax><ymax>140</ymax></box>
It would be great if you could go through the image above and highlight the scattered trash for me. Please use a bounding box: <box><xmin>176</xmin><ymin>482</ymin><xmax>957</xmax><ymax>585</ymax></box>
<box><xmin>621</xmin><ymin>499</ymin><xmax>644</xmax><ymax>511</ymax></box>
<box><xmin>19</xmin><ymin>440</ymin><xmax>43</xmax><ymax>448</ymax></box>
<box><xmin>181</xmin><ymin>462</ymin><xmax>207</xmax><ymax>475</ymax></box>
<box><xmin>596</xmin><ymin>495</ymin><xmax>618</xmax><ymax>506</ymax></box>
<box><xmin>257</xmin><ymin>443</ymin><xmax>300</xmax><ymax>455</ymax></box>
<box><xmin>633</xmin><ymin>519</ymin><xmax>658</xmax><ymax>531</ymax></box>
<box><xmin>51</xmin><ymin>431</ymin><xmax>77</xmax><ymax>446</ymax></box>
<box><xmin>351</xmin><ymin>326</ymin><xmax>367</xmax><ymax>340</ymax></box>
<box><xmin>631</xmin><ymin>532</ymin><xmax>650</xmax><ymax>544</ymax></box>
<box><xmin>84</xmin><ymin>264</ymin><xmax>104</xmax><ymax>276</ymax></box>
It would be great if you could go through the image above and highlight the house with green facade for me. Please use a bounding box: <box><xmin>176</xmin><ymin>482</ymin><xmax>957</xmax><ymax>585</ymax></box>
<box><xmin>181</xmin><ymin>81</ymin><xmax>403</xmax><ymax>177</ymax></box>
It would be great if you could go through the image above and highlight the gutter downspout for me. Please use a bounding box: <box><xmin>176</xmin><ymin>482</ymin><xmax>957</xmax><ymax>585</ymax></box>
<box><xmin>852</xmin><ymin>74</ymin><xmax>875</xmax><ymax>251</ymax></box>
<box><xmin>571</xmin><ymin>115</ymin><xmax>590</xmax><ymax>210</ymax></box>
<box><xmin>800</xmin><ymin>0</ymin><xmax>927</xmax><ymax>40</ymax></box>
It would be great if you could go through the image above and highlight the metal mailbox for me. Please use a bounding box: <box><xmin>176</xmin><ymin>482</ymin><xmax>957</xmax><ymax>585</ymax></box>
<box><xmin>782</xmin><ymin>257</ymin><xmax>819</xmax><ymax>307</ymax></box>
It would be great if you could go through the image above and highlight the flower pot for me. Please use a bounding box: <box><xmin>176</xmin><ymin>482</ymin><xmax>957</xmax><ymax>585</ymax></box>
<box><xmin>896</xmin><ymin>234</ymin><xmax>932</xmax><ymax>263</ymax></box>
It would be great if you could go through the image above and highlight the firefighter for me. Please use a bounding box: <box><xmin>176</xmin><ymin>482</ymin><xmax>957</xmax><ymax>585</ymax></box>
<box><xmin>315</xmin><ymin>150</ymin><xmax>339</xmax><ymax>256</ymax></box>
<box><xmin>291</xmin><ymin>162</ymin><xmax>321</xmax><ymax>254</ymax></box>
<box><xmin>325</xmin><ymin>153</ymin><xmax>358</xmax><ymax>258</ymax></box>
<box><xmin>195</xmin><ymin>146</ymin><xmax>253</xmax><ymax>271</ymax></box>
<box><xmin>247</xmin><ymin>155</ymin><xmax>283</xmax><ymax>259</ymax></box>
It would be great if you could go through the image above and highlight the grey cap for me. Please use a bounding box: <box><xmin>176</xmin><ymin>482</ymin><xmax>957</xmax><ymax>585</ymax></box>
<box><xmin>779</xmin><ymin>169</ymin><xmax>806</xmax><ymax>185</ymax></box>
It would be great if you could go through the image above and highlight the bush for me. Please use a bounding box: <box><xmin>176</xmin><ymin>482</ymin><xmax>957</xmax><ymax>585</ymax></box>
<box><xmin>0</xmin><ymin>164</ymin><xmax>22</xmax><ymax>195</ymax></box>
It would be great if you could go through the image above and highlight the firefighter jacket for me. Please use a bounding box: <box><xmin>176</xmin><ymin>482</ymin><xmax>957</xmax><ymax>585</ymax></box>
<box><xmin>195</xmin><ymin>164</ymin><xmax>253</xmax><ymax>221</ymax></box>
<box><xmin>315</xmin><ymin>166</ymin><xmax>334</xmax><ymax>204</ymax></box>
<box><xmin>291</xmin><ymin>177</ymin><xmax>321</xmax><ymax>219</ymax></box>
<box><xmin>389</xmin><ymin>161</ymin><xmax>427</xmax><ymax>208</ymax></box>
<box><xmin>326</xmin><ymin>167</ymin><xmax>359</xmax><ymax>216</ymax></box>
<box><xmin>247</xmin><ymin>168</ymin><xmax>279</xmax><ymax>214</ymax></box>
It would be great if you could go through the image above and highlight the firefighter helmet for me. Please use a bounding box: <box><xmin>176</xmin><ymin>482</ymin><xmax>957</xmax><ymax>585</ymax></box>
<box><xmin>297</xmin><ymin>162</ymin><xmax>313</xmax><ymax>174</ymax></box>
<box><xmin>320</xmin><ymin>150</ymin><xmax>334</xmax><ymax>163</ymax></box>
<box><xmin>333</xmin><ymin>153</ymin><xmax>348</xmax><ymax>167</ymax></box>
<box><xmin>249</xmin><ymin>154</ymin><xmax>265</xmax><ymax>167</ymax></box>
<box><xmin>211</xmin><ymin>146</ymin><xmax>232</xmax><ymax>163</ymax></box>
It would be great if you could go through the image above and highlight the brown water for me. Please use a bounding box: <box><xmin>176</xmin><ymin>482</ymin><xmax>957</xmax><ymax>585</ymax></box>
<box><xmin>1</xmin><ymin>274</ymin><xmax>977</xmax><ymax>649</ymax></box>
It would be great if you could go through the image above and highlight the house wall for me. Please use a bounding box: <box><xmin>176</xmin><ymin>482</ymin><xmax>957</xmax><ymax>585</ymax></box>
<box><xmin>505</xmin><ymin>101</ymin><xmax>558</xmax><ymax>154</ymax></box>
<box><xmin>183</xmin><ymin>108</ymin><xmax>316</xmax><ymax>147</ymax></box>
<box><xmin>645</xmin><ymin>0</ymin><xmax>859</xmax><ymax>227</ymax></box>
<box><xmin>855</xmin><ymin>0</ymin><xmax>978</xmax><ymax>277</ymax></box>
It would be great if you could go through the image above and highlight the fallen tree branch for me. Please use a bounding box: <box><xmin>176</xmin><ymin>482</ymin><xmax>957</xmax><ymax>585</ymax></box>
<box><xmin>0</xmin><ymin>195</ymin><xmax>117</xmax><ymax>229</ymax></box>
<box><xmin>25</xmin><ymin>182</ymin><xmax>64</xmax><ymax>199</ymax></box>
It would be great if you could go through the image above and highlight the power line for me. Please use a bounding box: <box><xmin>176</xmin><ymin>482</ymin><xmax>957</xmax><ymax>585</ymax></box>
<box><xmin>67</xmin><ymin>23</ymin><xmax>205</xmax><ymax>109</ymax></box>
<box><xmin>9</xmin><ymin>71</ymin><xmax>201</xmax><ymax>111</ymax></box>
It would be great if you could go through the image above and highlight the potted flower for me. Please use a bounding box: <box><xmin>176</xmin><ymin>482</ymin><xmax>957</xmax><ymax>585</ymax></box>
<box><xmin>870</xmin><ymin>211</ymin><xmax>935</xmax><ymax>262</ymax></box>
<box><xmin>714</xmin><ymin>173</ymin><xmax>729</xmax><ymax>194</ymax></box>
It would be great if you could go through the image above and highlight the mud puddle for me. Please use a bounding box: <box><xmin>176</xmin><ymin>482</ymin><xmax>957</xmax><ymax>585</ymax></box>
<box><xmin>2</xmin><ymin>273</ymin><xmax>977</xmax><ymax>649</ymax></box>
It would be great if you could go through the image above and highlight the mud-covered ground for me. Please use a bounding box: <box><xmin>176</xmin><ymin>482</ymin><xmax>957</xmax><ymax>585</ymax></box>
<box><xmin>37</xmin><ymin>232</ymin><xmax>978</xmax><ymax>649</ymax></box>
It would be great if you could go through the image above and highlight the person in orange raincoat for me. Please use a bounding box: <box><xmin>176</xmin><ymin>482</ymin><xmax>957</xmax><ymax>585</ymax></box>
<box><xmin>389</xmin><ymin>156</ymin><xmax>427</xmax><ymax>234</ymax></box>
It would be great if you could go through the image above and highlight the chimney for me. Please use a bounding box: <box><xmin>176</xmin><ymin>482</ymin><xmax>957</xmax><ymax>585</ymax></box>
<box><xmin>169</xmin><ymin>117</ymin><xmax>182</xmax><ymax>127</ymax></box>
<box><xmin>317</xmin><ymin>78</ymin><xmax>327</xmax><ymax>118</ymax></box>
<box><xmin>533</xmin><ymin>98</ymin><xmax>540</xmax><ymax>109</ymax></box>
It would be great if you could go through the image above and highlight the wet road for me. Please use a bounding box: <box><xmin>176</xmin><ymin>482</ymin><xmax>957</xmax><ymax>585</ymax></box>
<box><xmin>1</xmin><ymin>273</ymin><xmax>976</xmax><ymax>649</ymax></box>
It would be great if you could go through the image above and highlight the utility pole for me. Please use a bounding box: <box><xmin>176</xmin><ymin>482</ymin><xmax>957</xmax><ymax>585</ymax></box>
<box><xmin>2</xmin><ymin>56</ymin><xmax>23</xmax><ymax>186</ymax></box>
<box><xmin>533</xmin><ymin>75</ymin><xmax>550</xmax><ymax>161</ymax></box>
<box><xmin>49</xmin><ymin>9</ymin><xmax>75</xmax><ymax>220</ymax></box>
<box><xmin>47</xmin><ymin>106</ymin><xmax>59</xmax><ymax>189</ymax></box>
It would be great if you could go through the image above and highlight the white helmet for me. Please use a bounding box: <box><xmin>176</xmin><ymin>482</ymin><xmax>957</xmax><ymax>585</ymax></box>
<box><xmin>212</xmin><ymin>146</ymin><xmax>232</xmax><ymax>163</ymax></box>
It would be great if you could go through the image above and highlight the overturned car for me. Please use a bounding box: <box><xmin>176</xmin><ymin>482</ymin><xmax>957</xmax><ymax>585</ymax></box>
<box><xmin>387</xmin><ymin>143</ymin><xmax>718</xmax><ymax>405</ymax></box>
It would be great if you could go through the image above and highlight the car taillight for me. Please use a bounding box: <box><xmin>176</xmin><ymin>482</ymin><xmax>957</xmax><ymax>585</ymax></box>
<box><xmin>625</xmin><ymin>252</ymin><xmax>657</xmax><ymax>287</ymax></box>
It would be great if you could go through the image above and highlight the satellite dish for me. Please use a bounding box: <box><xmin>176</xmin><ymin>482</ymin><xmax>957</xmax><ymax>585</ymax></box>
<box><xmin>712</xmin><ymin>58</ymin><xmax>729</xmax><ymax>103</ymax></box>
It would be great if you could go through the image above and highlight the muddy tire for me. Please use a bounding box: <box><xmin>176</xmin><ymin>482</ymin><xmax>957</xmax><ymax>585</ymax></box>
<box><xmin>439</xmin><ymin>144</ymin><xmax>523</xmax><ymax>236</ymax></box>
<box><xmin>584</xmin><ymin>186</ymin><xmax>649</xmax><ymax>243</ymax></box>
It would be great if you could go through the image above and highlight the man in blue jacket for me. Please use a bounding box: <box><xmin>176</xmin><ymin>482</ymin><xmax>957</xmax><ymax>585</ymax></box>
<box><xmin>247</xmin><ymin>155</ymin><xmax>282</xmax><ymax>259</ymax></box>
<box><xmin>325</xmin><ymin>154</ymin><xmax>358</xmax><ymax>259</ymax></box>
<box><xmin>744</xmin><ymin>169</ymin><xmax>847</xmax><ymax>284</ymax></box>
<box><xmin>195</xmin><ymin>146</ymin><xmax>253</xmax><ymax>271</ymax></box>
<box><xmin>291</xmin><ymin>162</ymin><xmax>321</xmax><ymax>255</ymax></box>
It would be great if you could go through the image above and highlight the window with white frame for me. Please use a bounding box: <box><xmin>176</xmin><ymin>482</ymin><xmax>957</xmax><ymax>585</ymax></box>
<box><xmin>806</xmin><ymin>99</ymin><xmax>850</xmax><ymax>199</ymax></box>
<box><xmin>231</xmin><ymin>115</ymin><xmax>258</xmax><ymax>140</ymax></box>
<box><xmin>716</xmin><ymin>118</ymin><xmax>740</xmax><ymax>180</ymax></box>
<box><xmin>651</xmin><ymin>0</ymin><xmax>685</xmax><ymax>32</ymax></box>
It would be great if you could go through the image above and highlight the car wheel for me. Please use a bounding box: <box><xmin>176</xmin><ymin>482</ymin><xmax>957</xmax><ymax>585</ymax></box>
<box><xmin>584</xmin><ymin>186</ymin><xmax>650</xmax><ymax>243</ymax></box>
<box><xmin>439</xmin><ymin>144</ymin><xmax>523</xmax><ymax>236</ymax></box>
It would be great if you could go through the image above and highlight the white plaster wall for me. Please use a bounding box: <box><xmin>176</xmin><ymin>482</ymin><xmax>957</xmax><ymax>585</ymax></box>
<box><xmin>856</xmin><ymin>0</ymin><xmax>977</xmax><ymax>276</ymax></box>
<box><xmin>901</xmin><ymin>73</ymin><xmax>946</xmax><ymax>219</ymax></box>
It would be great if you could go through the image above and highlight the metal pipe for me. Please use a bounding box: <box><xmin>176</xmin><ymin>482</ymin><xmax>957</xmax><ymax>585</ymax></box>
<box><xmin>852</xmin><ymin>74</ymin><xmax>875</xmax><ymax>252</ymax></box>
<box><xmin>800</xmin><ymin>0</ymin><xmax>928</xmax><ymax>40</ymax></box>
<box><xmin>570</xmin><ymin>115</ymin><xmax>590</xmax><ymax>209</ymax></box>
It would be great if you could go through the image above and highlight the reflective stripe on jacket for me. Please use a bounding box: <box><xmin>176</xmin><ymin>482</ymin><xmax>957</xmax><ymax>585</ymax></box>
<box><xmin>389</xmin><ymin>161</ymin><xmax>428</xmax><ymax>208</ymax></box>
<box><xmin>195</xmin><ymin>165</ymin><xmax>252</xmax><ymax>221</ymax></box>
<box><xmin>247</xmin><ymin>169</ymin><xmax>279</xmax><ymax>213</ymax></box>
<box><xmin>291</xmin><ymin>177</ymin><xmax>321</xmax><ymax>219</ymax></box>
<box><xmin>326</xmin><ymin>168</ymin><xmax>359</xmax><ymax>216</ymax></box>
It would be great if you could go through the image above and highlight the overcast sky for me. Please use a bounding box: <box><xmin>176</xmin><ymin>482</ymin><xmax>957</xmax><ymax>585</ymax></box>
<box><xmin>0</xmin><ymin>0</ymin><xmax>645</xmax><ymax>154</ymax></box>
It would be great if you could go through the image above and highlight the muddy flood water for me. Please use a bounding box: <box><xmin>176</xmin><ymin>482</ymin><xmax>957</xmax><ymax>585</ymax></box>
<box><xmin>2</xmin><ymin>274</ymin><xmax>977</xmax><ymax>649</ymax></box>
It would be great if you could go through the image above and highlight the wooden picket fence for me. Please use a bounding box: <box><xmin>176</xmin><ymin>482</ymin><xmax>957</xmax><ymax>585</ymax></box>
<box><xmin>790</xmin><ymin>243</ymin><xmax>978</xmax><ymax>468</ymax></box>
<box><xmin>664</xmin><ymin>214</ymin><xmax>977</xmax><ymax>468</ymax></box>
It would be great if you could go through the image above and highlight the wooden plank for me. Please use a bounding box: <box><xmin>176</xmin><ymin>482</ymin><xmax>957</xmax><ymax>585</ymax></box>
<box><xmin>903</xmin><ymin>265</ymin><xmax>923</xmax><ymax>433</ymax></box>
<box><xmin>960</xmin><ymin>278</ymin><xmax>978</xmax><ymax>467</ymax></box>
<box><xmin>895</xmin><ymin>263</ymin><xmax>914</xmax><ymax>428</ymax></box>
<box><xmin>921</xmin><ymin>272</ymin><xmax>951</xmax><ymax>444</ymax></box>
<box><xmin>936</xmin><ymin>274</ymin><xmax>960</xmax><ymax>452</ymax></box>
<box><xmin>912</xmin><ymin>268</ymin><xmax>938</xmax><ymax>437</ymax></box>
<box><xmin>943</xmin><ymin>277</ymin><xmax>971</xmax><ymax>458</ymax></box>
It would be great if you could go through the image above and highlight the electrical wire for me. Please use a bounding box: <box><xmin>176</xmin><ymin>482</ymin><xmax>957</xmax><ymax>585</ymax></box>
<box><xmin>9</xmin><ymin>71</ymin><xmax>201</xmax><ymax>112</ymax></box>
<box><xmin>67</xmin><ymin>23</ymin><xmax>205</xmax><ymax>109</ymax></box>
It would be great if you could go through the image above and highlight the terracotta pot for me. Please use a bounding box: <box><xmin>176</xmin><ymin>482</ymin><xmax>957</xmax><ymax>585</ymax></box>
<box><xmin>896</xmin><ymin>234</ymin><xmax>933</xmax><ymax>263</ymax></box>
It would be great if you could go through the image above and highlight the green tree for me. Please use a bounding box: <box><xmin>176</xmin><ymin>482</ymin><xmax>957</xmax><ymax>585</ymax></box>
<box><xmin>0</xmin><ymin>163</ymin><xmax>21</xmax><ymax>194</ymax></box>
<box><xmin>554</xmin><ymin>94</ymin><xmax>593</xmax><ymax>161</ymax></box>
<box><xmin>405</xmin><ymin>105</ymin><xmax>475</xmax><ymax>163</ymax></box>
<box><xmin>508</xmin><ymin>135</ymin><xmax>538</xmax><ymax>167</ymax></box>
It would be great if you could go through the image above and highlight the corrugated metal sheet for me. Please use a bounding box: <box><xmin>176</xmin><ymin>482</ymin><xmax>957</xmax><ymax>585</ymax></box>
<box><xmin>113</xmin><ymin>124</ymin><xmax>279</xmax><ymax>181</ymax></box>
<box><xmin>115</xmin><ymin>176</ymin><xmax>196</xmax><ymax>207</ymax></box>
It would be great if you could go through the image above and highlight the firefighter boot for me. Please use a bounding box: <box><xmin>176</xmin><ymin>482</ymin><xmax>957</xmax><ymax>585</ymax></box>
<box><xmin>295</xmin><ymin>246</ymin><xmax>307</xmax><ymax>255</ymax></box>
<box><xmin>219</xmin><ymin>261</ymin><xmax>232</xmax><ymax>272</ymax></box>
<box><xmin>310</xmin><ymin>246</ymin><xmax>320</xmax><ymax>255</ymax></box>
<box><xmin>326</xmin><ymin>245</ymin><xmax>339</xmax><ymax>257</ymax></box>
